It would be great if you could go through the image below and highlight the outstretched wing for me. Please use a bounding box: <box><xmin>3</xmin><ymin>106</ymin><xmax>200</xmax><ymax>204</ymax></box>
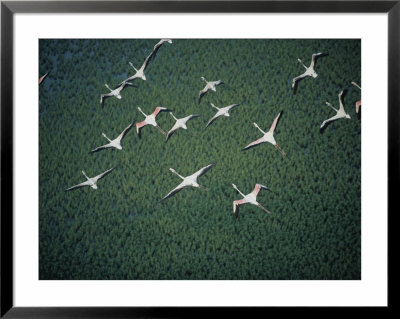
<box><xmin>310</xmin><ymin>52</ymin><xmax>327</xmax><ymax>69</ymax></box>
<box><xmin>225</xmin><ymin>103</ymin><xmax>240</xmax><ymax>112</ymax></box>
<box><xmin>136</xmin><ymin>121</ymin><xmax>147</xmax><ymax>138</ymax></box>
<box><xmin>100</xmin><ymin>93</ymin><xmax>113</xmax><ymax>109</ymax></box>
<box><xmin>117</xmin><ymin>122</ymin><xmax>134</xmax><ymax>141</ymax></box>
<box><xmin>90</xmin><ymin>143</ymin><xmax>112</xmax><ymax>154</ymax></box>
<box><xmin>160</xmin><ymin>182</ymin><xmax>186</xmax><ymax>202</ymax></box>
<box><xmin>65</xmin><ymin>180</ymin><xmax>91</xmax><ymax>192</ymax></box>
<box><xmin>233</xmin><ymin>199</ymin><xmax>247</xmax><ymax>220</ymax></box>
<box><xmin>198</xmin><ymin>86</ymin><xmax>209</xmax><ymax>104</ymax></box>
<box><xmin>151</xmin><ymin>38</ymin><xmax>172</xmax><ymax>60</ymax></box>
<box><xmin>39</xmin><ymin>72</ymin><xmax>49</xmax><ymax>85</ymax></box>
<box><xmin>205</xmin><ymin>112</ymin><xmax>222</xmax><ymax>128</ymax></box>
<box><xmin>251</xmin><ymin>183</ymin><xmax>271</xmax><ymax>198</ymax></box>
<box><xmin>152</xmin><ymin>106</ymin><xmax>172</xmax><ymax>117</ymax></box>
<box><xmin>242</xmin><ymin>137</ymin><xmax>266</xmax><ymax>150</ymax></box>
<box><xmin>269</xmin><ymin>112</ymin><xmax>282</xmax><ymax>133</ymax></box>
<box><xmin>292</xmin><ymin>72</ymin><xmax>307</xmax><ymax>89</ymax></box>
<box><xmin>193</xmin><ymin>163</ymin><xmax>216</xmax><ymax>179</ymax></box>
<box><xmin>92</xmin><ymin>167</ymin><xmax>114</xmax><ymax>183</ymax></box>
<box><xmin>338</xmin><ymin>90</ymin><xmax>345</xmax><ymax>112</ymax></box>
<box><xmin>320</xmin><ymin>113</ymin><xmax>343</xmax><ymax>129</ymax></box>
<box><xmin>165</xmin><ymin>122</ymin><xmax>180</xmax><ymax>142</ymax></box>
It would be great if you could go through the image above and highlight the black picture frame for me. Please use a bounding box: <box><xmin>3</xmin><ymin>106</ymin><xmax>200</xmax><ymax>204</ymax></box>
<box><xmin>1</xmin><ymin>1</ymin><xmax>395</xmax><ymax>318</ymax></box>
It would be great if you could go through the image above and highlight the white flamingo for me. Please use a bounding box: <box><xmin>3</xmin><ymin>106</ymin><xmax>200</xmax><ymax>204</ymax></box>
<box><xmin>320</xmin><ymin>90</ymin><xmax>351</xmax><ymax>129</ymax></box>
<box><xmin>90</xmin><ymin>123</ymin><xmax>133</xmax><ymax>153</ymax></box>
<box><xmin>136</xmin><ymin>106</ymin><xmax>171</xmax><ymax>138</ymax></box>
<box><xmin>120</xmin><ymin>39</ymin><xmax>172</xmax><ymax>85</ymax></box>
<box><xmin>100</xmin><ymin>81</ymin><xmax>134</xmax><ymax>109</ymax></box>
<box><xmin>198</xmin><ymin>77</ymin><xmax>224</xmax><ymax>104</ymax></box>
<box><xmin>65</xmin><ymin>168</ymin><xmax>114</xmax><ymax>191</ymax></box>
<box><xmin>160</xmin><ymin>163</ymin><xmax>216</xmax><ymax>202</ymax></box>
<box><xmin>165</xmin><ymin>113</ymin><xmax>200</xmax><ymax>142</ymax></box>
<box><xmin>232</xmin><ymin>183</ymin><xmax>273</xmax><ymax>219</ymax></box>
<box><xmin>205</xmin><ymin>103</ymin><xmax>240</xmax><ymax>128</ymax></box>
<box><xmin>242</xmin><ymin>111</ymin><xmax>285</xmax><ymax>157</ymax></box>
<box><xmin>292</xmin><ymin>52</ymin><xmax>327</xmax><ymax>91</ymax></box>
<box><xmin>351</xmin><ymin>81</ymin><xmax>361</xmax><ymax>113</ymax></box>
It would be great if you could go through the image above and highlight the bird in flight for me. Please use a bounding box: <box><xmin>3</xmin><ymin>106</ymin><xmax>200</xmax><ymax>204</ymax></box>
<box><xmin>165</xmin><ymin>112</ymin><xmax>200</xmax><ymax>142</ymax></box>
<box><xmin>119</xmin><ymin>38</ymin><xmax>172</xmax><ymax>85</ymax></box>
<box><xmin>136</xmin><ymin>106</ymin><xmax>171</xmax><ymax>138</ymax></box>
<box><xmin>100</xmin><ymin>81</ymin><xmax>135</xmax><ymax>109</ymax></box>
<box><xmin>205</xmin><ymin>103</ymin><xmax>240</xmax><ymax>128</ymax></box>
<box><xmin>242</xmin><ymin>111</ymin><xmax>285</xmax><ymax>157</ymax></box>
<box><xmin>65</xmin><ymin>168</ymin><xmax>114</xmax><ymax>191</ymax></box>
<box><xmin>90</xmin><ymin>122</ymin><xmax>133</xmax><ymax>153</ymax></box>
<box><xmin>198</xmin><ymin>77</ymin><xmax>224</xmax><ymax>104</ymax></box>
<box><xmin>232</xmin><ymin>183</ymin><xmax>273</xmax><ymax>219</ymax></box>
<box><xmin>320</xmin><ymin>90</ymin><xmax>351</xmax><ymax>129</ymax></box>
<box><xmin>160</xmin><ymin>163</ymin><xmax>216</xmax><ymax>202</ymax></box>
<box><xmin>292</xmin><ymin>52</ymin><xmax>327</xmax><ymax>93</ymax></box>
<box><xmin>351</xmin><ymin>81</ymin><xmax>361</xmax><ymax>114</ymax></box>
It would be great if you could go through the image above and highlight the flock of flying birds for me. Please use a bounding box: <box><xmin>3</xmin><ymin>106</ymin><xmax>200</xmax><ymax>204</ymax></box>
<box><xmin>39</xmin><ymin>39</ymin><xmax>361</xmax><ymax>219</ymax></box>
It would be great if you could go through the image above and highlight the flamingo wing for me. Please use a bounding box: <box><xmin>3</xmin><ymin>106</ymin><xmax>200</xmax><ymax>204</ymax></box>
<box><xmin>198</xmin><ymin>86</ymin><xmax>209</xmax><ymax>104</ymax></box>
<box><xmin>92</xmin><ymin>167</ymin><xmax>114</xmax><ymax>183</ymax></box>
<box><xmin>310</xmin><ymin>52</ymin><xmax>326</xmax><ymax>68</ymax></box>
<box><xmin>39</xmin><ymin>72</ymin><xmax>48</xmax><ymax>84</ymax></box>
<box><xmin>152</xmin><ymin>106</ymin><xmax>171</xmax><ymax>117</ymax></box>
<box><xmin>136</xmin><ymin>121</ymin><xmax>148</xmax><ymax>138</ymax></box>
<box><xmin>233</xmin><ymin>199</ymin><xmax>247</xmax><ymax>220</ymax></box>
<box><xmin>338</xmin><ymin>90</ymin><xmax>345</xmax><ymax>112</ymax></box>
<box><xmin>100</xmin><ymin>93</ymin><xmax>113</xmax><ymax>109</ymax></box>
<box><xmin>165</xmin><ymin>123</ymin><xmax>180</xmax><ymax>142</ymax></box>
<box><xmin>292</xmin><ymin>72</ymin><xmax>307</xmax><ymax>89</ymax></box>
<box><xmin>320</xmin><ymin>113</ymin><xmax>343</xmax><ymax>129</ymax></box>
<box><xmin>242</xmin><ymin>136</ymin><xmax>266</xmax><ymax>150</ymax></box>
<box><xmin>160</xmin><ymin>182</ymin><xmax>186</xmax><ymax>202</ymax></box>
<box><xmin>205</xmin><ymin>112</ymin><xmax>222</xmax><ymax>128</ymax></box>
<box><xmin>117</xmin><ymin>122</ymin><xmax>134</xmax><ymax>141</ymax></box>
<box><xmin>355</xmin><ymin>100</ymin><xmax>361</xmax><ymax>113</ymax></box>
<box><xmin>269</xmin><ymin>112</ymin><xmax>282</xmax><ymax>133</ymax></box>
<box><xmin>65</xmin><ymin>180</ymin><xmax>91</xmax><ymax>192</ymax></box>
<box><xmin>251</xmin><ymin>183</ymin><xmax>271</xmax><ymax>198</ymax></box>
<box><xmin>89</xmin><ymin>143</ymin><xmax>113</xmax><ymax>154</ymax></box>
<box><xmin>193</xmin><ymin>163</ymin><xmax>216</xmax><ymax>179</ymax></box>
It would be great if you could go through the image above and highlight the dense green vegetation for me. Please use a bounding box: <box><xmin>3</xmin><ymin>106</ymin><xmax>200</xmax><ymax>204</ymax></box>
<box><xmin>39</xmin><ymin>39</ymin><xmax>361</xmax><ymax>280</ymax></box>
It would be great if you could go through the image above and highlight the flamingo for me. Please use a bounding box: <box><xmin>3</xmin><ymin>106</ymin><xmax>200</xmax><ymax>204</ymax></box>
<box><xmin>320</xmin><ymin>90</ymin><xmax>351</xmax><ymax>129</ymax></box>
<box><xmin>292</xmin><ymin>52</ymin><xmax>327</xmax><ymax>92</ymax></box>
<box><xmin>165</xmin><ymin>113</ymin><xmax>200</xmax><ymax>142</ymax></box>
<box><xmin>205</xmin><ymin>103</ymin><xmax>240</xmax><ymax>128</ymax></box>
<box><xmin>100</xmin><ymin>81</ymin><xmax>134</xmax><ymax>109</ymax></box>
<box><xmin>351</xmin><ymin>81</ymin><xmax>361</xmax><ymax>113</ymax></box>
<box><xmin>242</xmin><ymin>111</ymin><xmax>285</xmax><ymax>157</ymax></box>
<box><xmin>160</xmin><ymin>163</ymin><xmax>215</xmax><ymax>202</ymax></box>
<box><xmin>90</xmin><ymin>123</ymin><xmax>133</xmax><ymax>153</ymax></box>
<box><xmin>39</xmin><ymin>72</ymin><xmax>49</xmax><ymax>85</ymax></box>
<box><xmin>232</xmin><ymin>183</ymin><xmax>273</xmax><ymax>219</ymax></box>
<box><xmin>198</xmin><ymin>77</ymin><xmax>224</xmax><ymax>104</ymax></box>
<box><xmin>136</xmin><ymin>106</ymin><xmax>172</xmax><ymax>138</ymax></box>
<box><xmin>65</xmin><ymin>168</ymin><xmax>114</xmax><ymax>191</ymax></box>
<box><xmin>119</xmin><ymin>39</ymin><xmax>172</xmax><ymax>85</ymax></box>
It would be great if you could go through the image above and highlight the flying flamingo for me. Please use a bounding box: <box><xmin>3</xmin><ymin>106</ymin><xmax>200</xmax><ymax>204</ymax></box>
<box><xmin>165</xmin><ymin>113</ymin><xmax>200</xmax><ymax>142</ymax></box>
<box><xmin>160</xmin><ymin>163</ymin><xmax>216</xmax><ymax>202</ymax></box>
<box><xmin>65</xmin><ymin>168</ymin><xmax>114</xmax><ymax>191</ymax></box>
<box><xmin>136</xmin><ymin>106</ymin><xmax>171</xmax><ymax>138</ymax></box>
<box><xmin>242</xmin><ymin>111</ymin><xmax>285</xmax><ymax>157</ymax></box>
<box><xmin>232</xmin><ymin>183</ymin><xmax>273</xmax><ymax>219</ymax></box>
<box><xmin>90</xmin><ymin>123</ymin><xmax>133</xmax><ymax>153</ymax></box>
<box><xmin>198</xmin><ymin>77</ymin><xmax>224</xmax><ymax>104</ymax></box>
<box><xmin>351</xmin><ymin>81</ymin><xmax>361</xmax><ymax>113</ymax></box>
<box><xmin>205</xmin><ymin>103</ymin><xmax>240</xmax><ymax>128</ymax></box>
<box><xmin>100</xmin><ymin>81</ymin><xmax>135</xmax><ymax>109</ymax></box>
<box><xmin>320</xmin><ymin>90</ymin><xmax>351</xmax><ymax>129</ymax></box>
<box><xmin>292</xmin><ymin>52</ymin><xmax>327</xmax><ymax>92</ymax></box>
<box><xmin>119</xmin><ymin>39</ymin><xmax>172</xmax><ymax>85</ymax></box>
<box><xmin>39</xmin><ymin>72</ymin><xmax>49</xmax><ymax>85</ymax></box>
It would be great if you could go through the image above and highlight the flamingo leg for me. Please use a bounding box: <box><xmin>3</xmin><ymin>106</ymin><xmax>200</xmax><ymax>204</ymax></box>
<box><xmin>155</xmin><ymin>125</ymin><xmax>166</xmax><ymax>135</ymax></box>
<box><xmin>275</xmin><ymin>144</ymin><xmax>286</xmax><ymax>157</ymax></box>
<box><xmin>258</xmin><ymin>203</ymin><xmax>272</xmax><ymax>215</ymax></box>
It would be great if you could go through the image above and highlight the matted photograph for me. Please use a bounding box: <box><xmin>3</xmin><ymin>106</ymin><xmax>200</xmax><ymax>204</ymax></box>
<box><xmin>39</xmin><ymin>38</ymin><xmax>361</xmax><ymax>280</ymax></box>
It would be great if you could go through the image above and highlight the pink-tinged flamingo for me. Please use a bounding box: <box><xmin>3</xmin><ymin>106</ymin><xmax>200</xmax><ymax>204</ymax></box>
<box><xmin>90</xmin><ymin>123</ymin><xmax>133</xmax><ymax>153</ymax></box>
<box><xmin>165</xmin><ymin>113</ymin><xmax>200</xmax><ymax>142</ymax></box>
<box><xmin>242</xmin><ymin>112</ymin><xmax>285</xmax><ymax>157</ymax></box>
<box><xmin>320</xmin><ymin>90</ymin><xmax>351</xmax><ymax>129</ymax></box>
<box><xmin>351</xmin><ymin>81</ymin><xmax>361</xmax><ymax>113</ymax></box>
<box><xmin>39</xmin><ymin>72</ymin><xmax>49</xmax><ymax>85</ymax></box>
<box><xmin>136</xmin><ymin>106</ymin><xmax>172</xmax><ymax>138</ymax></box>
<box><xmin>198</xmin><ymin>77</ymin><xmax>224</xmax><ymax>104</ymax></box>
<box><xmin>292</xmin><ymin>52</ymin><xmax>327</xmax><ymax>92</ymax></box>
<box><xmin>65</xmin><ymin>168</ymin><xmax>114</xmax><ymax>191</ymax></box>
<box><xmin>100</xmin><ymin>81</ymin><xmax>135</xmax><ymax>109</ymax></box>
<box><xmin>232</xmin><ymin>183</ymin><xmax>273</xmax><ymax>219</ymax></box>
<box><xmin>205</xmin><ymin>103</ymin><xmax>240</xmax><ymax>128</ymax></box>
<box><xmin>160</xmin><ymin>163</ymin><xmax>215</xmax><ymax>202</ymax></box>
